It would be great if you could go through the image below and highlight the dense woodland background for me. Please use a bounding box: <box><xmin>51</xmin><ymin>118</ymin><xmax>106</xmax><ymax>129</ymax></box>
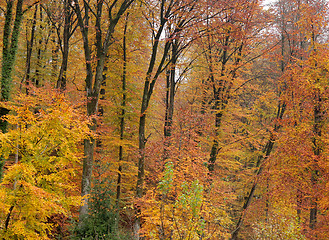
<box><xmin>0</xmin><ymin>0</ymin><xmax>329</xmax><ymax>239</ymax></box>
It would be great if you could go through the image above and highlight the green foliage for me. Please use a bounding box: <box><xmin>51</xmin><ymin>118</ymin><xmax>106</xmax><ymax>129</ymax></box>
<box><xmin>176</xmin><ymin>180</ymin><xmax>203</xmax><ymax>219</ymax></box>
<box><xmin>142</xmin><ymin>165</ymin><xmax>227</xmax><ymax>239</ymax></box>
<box><xmin>72</xmin><ymin>159</ymin><xmax>132</xmax><ymax>240</ymax></box>
<box><xmin>158</xmin><ymin>161</ymin><xmax>173</xmax><ymax>195</ymax></box>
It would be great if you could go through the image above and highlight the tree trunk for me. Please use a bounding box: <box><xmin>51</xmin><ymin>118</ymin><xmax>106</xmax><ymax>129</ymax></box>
<box><xmin>56</xmin><ymin>0</ymin><xmax>71</xmax><ymax>90</ymax></box>
<box><xmin>33</xmin><ymin>7</ymin><xmax>45</xmax><ymax>87</ymax></box>
<box><xmin>310</xmin><ymin>91</ymin><xmax>322</xmax><ymax>231</ymax></box>
<box><xmin>0</xmin><ymin>0</ymin><xmax>24</xmax><ymax>179</ymax></box>
<box><xmin>116</xmin><ymin>12</ymin><xmax>129</xmax><ymax>229</ymax></box>
<box><xmin>208</xmin><ymin>109</ymin><xmax>223</xmax><ymax>172</ymax></box>
<box><xmin>23</xmin><ymin>4</ymin><xmax>37</xmax><ymax>94</ymax></box>
<box><xmin>206</xmin><ymin>32</ymin><xmax>230</xmax><ymax>172</ymax></box>
<box><xmin>135</xmin><ymin>28</ymin><xmax>171</xmax><ymax>240</ymax></box>
<box><xmin>79</xmin><ymin>86</ymin><xmax>103</xmax><ymax>221</ymax></box>
<box><xmin>1</xmin><ymin>0</ymin><xmax>24</xmax><ymax>105</ymax></box>
<box><xmin>163</xmin><ymin>41</ymin><xmax>177</xmax><ymax>161</ymax></box>
<box><xmin>73</xmin><ymin>0</ymin><xmax>134</xmax><ymax>223</ymax></box>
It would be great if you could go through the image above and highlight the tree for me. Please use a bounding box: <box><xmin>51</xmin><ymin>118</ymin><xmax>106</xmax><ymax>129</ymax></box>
<box><xmin>231</xmin><ymin>0</ymin><xmax>329</xmax><ymax>238</ymax></box>
<box><xmin>194</xmin><ymin>0</ymin><xmax>266</xmax><ymax>172</ymax></box>
<box><xmin>134</xmin><ymin>0</ymin><xmax>203</xmax><ymax>237</ymax></box>
<box><xmin>0</xmin><ymin>0</ymin><xmax>40</xmax><ymax>179</ymax></box>
<box><xmin>0</xmin><ymin>88</ymin><xmax>89</xmax><ymax>239</ymax></box>
<box><xmin>43</xmin><ymin>0</ymin><xmax>77</xmax><ymax>91</ymax></box>
<box><xmin>71</xmin><ymin>0</ymin><xmax>134</xmax><ymax>222</ymax></box>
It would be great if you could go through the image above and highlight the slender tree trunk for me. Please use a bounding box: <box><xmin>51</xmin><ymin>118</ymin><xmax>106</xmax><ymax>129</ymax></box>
<box><xmin>163</xmin><ymin>41</ymin><xmax>177</xmax><ymax>160</ymax></box>
<box><xmin>134</xmin><ymin>95</ymin><xmax>147</xmax><ymax>237</ymax></box>
<box><xmin>135</xmin><ymin>35</ymin><xmax>171</xmax><ymax>240</ymax></box>
<box><xmin>297</xmin><ymin>188</ymin><xmax>302</xmax><ymax>222</ymax></box>
<box><xmin>33</xmin><ymin>7</ymin><xmax>44</xmax><ymax>87</ymax></box>
<box><xmin>116</xmin><ymin>12</ymin><xmax>129</xmax><ymax>229</ymax></box>
<box><xmin>207</xmin><ymin>37</ymin><xmax>242</xmax><ymax>172</ymax></box>
<box><xmin>51</xmin><ymin>30</ymin><xmax>59</xmax><ymax>80</ymax></box>
<box><xmin>163</xmin><ymin>69</ymin><xmax>170</xmax><ymax>160</ymax></box>
<box><xmin>134</xmin><ymin>2</ymin><xmax>172</xmax><ymax>235</ymax></box>
<box><xmin>207</xmin><ymin>32</ymin><xmax>230</xmax><ymax>172</ymax></box>
<box><xmin>208</xmin><ymin>108</ymin><xmax>223</xmax><ymax>171</ymax></box>
<box><xmin>310</xmin><ymin>91</ymin><xmax>322</xmax><ymax>231</ymax></box>
<box><xmin>23</xmin><ymin>4</ymin><xmax>37</xmax><ymax>94</ymax></box>
<box><xmin>56</xmin><ymin>0</ymin><xmax>71</xmax><ymax>90</ymax></box>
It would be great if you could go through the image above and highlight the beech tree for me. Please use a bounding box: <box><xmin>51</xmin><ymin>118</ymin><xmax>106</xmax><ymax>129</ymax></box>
<box><xmin>43</xmin><ymin>0</ymin><xmax>77</xmax><ymax>91</ymax></box>
<box><xmin>134</xmin><ymin>0</ymin><xmax>203</xmax><ymax>237</ymax></box>
<box><xmin>0</xmin><ymin>88</ymin><xmax>89</xmax><ymax>239</ymax></box>
<box><xmin>232</xmin><ymin>0</ymin><xmax>329</xmax><ymax>239</ymax></box>
<box><xmin>71</xmin><ymin>0</ymin><xmax>134</xmax><ymax>222</ymax></box>
<box><xmin>1</xmin><ymin>0</ymin><xmax>329</xmax><ymax>238</ymax></box>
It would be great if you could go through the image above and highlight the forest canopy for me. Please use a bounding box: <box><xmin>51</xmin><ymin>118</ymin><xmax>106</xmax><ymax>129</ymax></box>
<box><xmin>0</xmin><ymin>0</ymin><xmax>329</xmax><ymax>239</ymax></box>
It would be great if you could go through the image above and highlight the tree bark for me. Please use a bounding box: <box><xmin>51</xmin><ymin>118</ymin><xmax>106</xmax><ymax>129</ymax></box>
<box><xmin>56</xmin><ymin>0</ymin><xmax>72</xmax><ymax>90</ymax></box>
<box><xmin>72</xmin><ymin>0</ymin><xmax>134</xmax><ymax>223</ymax></box>
<box><xmin>135</xmin><ymin>1</ymin><xmax>175</xmax><ymax>237</ymax></box>
<box><xmin>0</xmin><ymin>0</ymin><xmax>24</xmax><ymax>180</ymax></box>
<box><xmin>310</xmin><ymin>91</ymin><xmax>322</xmax><ymax>231</ymax></box>
<box><xmin>33</xmin><ymin>7</ymin><xmax>45</xmax><ymax>87</ymax></box>
<box><xmin>23</xmin><ymin>4</ymin><xmax>37</xmax><ymax>94</ymax></box>
<box><xmin>1</xmin><ymin>0</ymin><xmax>24</xmax><ymax>106</ymax></box>
<box><xmin>207</xmin><ymin>36</ymin><xmax>242</xmax><ymax>172</ymax></box>
<box><xmin>116</xmin><ymin>12</ymin><xmax>129</xmax><ymax>229</ymax></box>
<box><xmin>163</xmin><ymin>40</ymin><xmax>177</xmax><ymax>161</ymax></box>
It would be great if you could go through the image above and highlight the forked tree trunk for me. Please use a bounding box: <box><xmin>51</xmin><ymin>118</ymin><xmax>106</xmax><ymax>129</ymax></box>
<box><xmin>72</xmin><ymin>0</ymin><xmax>134</xmax><ymax>223</ymax></box>
<box><xmin>207</xmin><ymin>37</ymin><xmax>242</xmax><ymax>172</ymax></box>
<box><xmin>135</xmin><ymin>22</ymin><xmax>171</xmax><ymax>240</ymax></box>
<box><xmin>134</xmin><ymin>1</ymin><xmax>198</xmax><ymax>237</ymax></box>
<box><xmin>33</xmin><ymin>7</ymin><xmax>45</xmax><ymax>87</ymax></box>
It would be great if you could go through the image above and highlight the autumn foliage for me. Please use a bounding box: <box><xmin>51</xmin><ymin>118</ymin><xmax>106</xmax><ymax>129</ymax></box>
<box><xmin>1</xmin><ymin>0</ymin><xmax>329</xmax><ymax>239</ymax></box>
<box><xmin>0</xmin><ymin>88</ymin><xmax>89</xmax><ymax>239</ymax></box>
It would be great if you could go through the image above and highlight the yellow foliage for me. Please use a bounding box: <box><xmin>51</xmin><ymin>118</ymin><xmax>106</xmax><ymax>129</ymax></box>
<box><xmin>0</xmin><ymin>88</ymin><xmax>90</xmax><ymax>239</ymax></box>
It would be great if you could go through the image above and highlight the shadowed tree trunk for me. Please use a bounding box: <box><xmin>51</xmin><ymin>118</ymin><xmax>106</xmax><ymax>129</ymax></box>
<box><xmin>163</xmin><ymin>40</ymin><xmax>177</xmax><ymax>161</ymax></box>
<box><xmin>134</xmin><ymin>2</ymin><xmax>200</xmax><ymax>237</ymax></box>
<box><xmin>134</xmin><ymin>1</ymin><xmax>180</xmax><ymax>237</ymax></box>
<box><xmin>230</xmin><ymin>27</ymin><xmax>288</xmax><ymax>239</ymax></box>
<box><xmin>56</xmin><ymin>0</ymin><xmax>75</xmax><ymax>90</ymax></box>
<box><xmin>33</xmin><ymin>7</ymin><xmax>45</xmax><ymax>87</ymax></box>
<box><xmin>116</xmin><ymin>12</ymin><xmax>129</xmax><ymax>230</ymax></box>
<box><xmin>22</xmin><ymin>4</ymin><xmax>37</xmax><ymax>94</ymax></box>
<box><xmin>309</xmin><ymin>90</ymin><xmax>322</xmax><ymax>232</ymax></box>
<box><xmin>1</xmin><ymin>0</ymin><xmax>24</xmax><ymax>129</ymax></box>
<box><xmin>0</xmin><ymin>0</ymin><xmax>24</xmax><ymax>179</ymax></box>
<box><xmin>72</xmin><ymin>0</ymin><xmax>134</xmax><ymax>223</ymax></box>
<box><xmin>206</xmin><ymin>39</ymin><xmax>243</xmax><ymax>172</ymax></box>
<box><xmin>43</xmin><ymin>0</ymin><xmax>76</xmax><ymax>91</ymax></box>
